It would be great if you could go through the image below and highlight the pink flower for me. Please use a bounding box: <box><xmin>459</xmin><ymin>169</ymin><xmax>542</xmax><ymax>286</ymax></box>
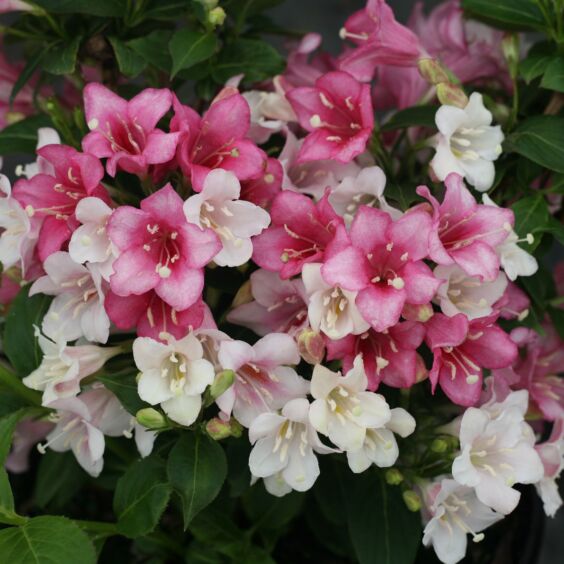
<box><xmin>286</xmin><ymin>71</ymin><xmax>373</xmax><ymax>164</ymax></box>
<box><xmin>535</xmin><ymin>420</ymin><xmax>564</xmax><ymax>517</ymax></box>
<box><xmin>5</xmin><ymin>418</ymin><xmax>53</xmax><ymax>474</ymax></box>
<box><xmin>240</xmin><ymin>157</ymin><xmax>283</xmax><ymax>210</ymax></box>
<box><xmin>82</xmin><ymin>83</ymin><xmax>179</xmax><ymax>177</ymax></box>
<box><xmin>373</xmin><ymin>65</ymin><xmax>427</xmax><ymax>111</ymax></box>
<box><xmin>322</xmin><ymin>206</ymin><xmax>440</xmax><ymax>332</ymax></box>
<box><xmin>416</xmin><ymin>173</ymin><xmax>513</xmax><ymax>281</ymax></box>
<box><xmin>172</xmin><ymin>92</ymin><xmax>265</xmax><ymax>191</ymax></box>
<box><xmin>227</xmin><ymin>269</ymin><xmax>308</xmax><ymax>337</ymax></box>
<box><xmin>326</xmin><ymin>321</ymin><xmax>426</xmax><ymax>390</ymax></box>
<box><xmin>425</xmin><ymin>313</ymin><xmax>518</xmax><ymax>406</ymax></box>
<box><xmin>252</xmin><ymin>190</ymin><xmax>343</xmax><ymax>279</ymax></box>
<box><xmin>107</xmin><ymin>184</ymin><xmax>220</xmax><ymax>311</ymax></box>
<box><xmin>282</xmin><ymin>33</ymin><xmax>334</xmax><ymax>88</ymax></box>
<box><xmin>0</xmin><ymin>0</ymin><xmax>31</xmax><ymax>13</ymax></box>
<box><xmin>494</xmin><ymin>281</ymin><xmax>530</xmax><ymax>321</ymax></box>
<box><xmin>338</xmin><ymin>0</ymin><xmax>424</xmax><ymax>82</ymax></box>
<box><xmin>12</xmin><ymin>144</ymin><xmax>109</xmax><ymax>262</ymax></box>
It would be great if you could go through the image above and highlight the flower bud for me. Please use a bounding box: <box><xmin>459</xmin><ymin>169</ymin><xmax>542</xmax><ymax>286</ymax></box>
<box><xmin>431</xmin><ymin>438</ymin><xmax>448</xmax><ymax>453</ymax></box>
<box><xmin>208</xmin><ymin>6</ymin><xmax>226</xmax><ymax>27</ymax></box>
<box><xmin>136</xmin><ymin>408</ymin><xmax>167</xmax><ymax>430</ymax></box>
<box><xmin>402</xmin><ymin>490</ymin><xmax>422</xmax><ymax>512</ymax></box>
<box><xmin>209</xmin><ymin>369</ymin><xmax>235</xmax><ymax>399</ymax></box>
<box><xmin>436</xmin><ymin>83</ymin><xmax>468</xmax><ymax>109</ymax></box>
<box><xmin>232</xmin><ymin>280</ymin><xmax>253</xmax><ymax>308</ymax></box>
<box><xmin>417</xmin><ymin>58</ymin><xmax>449</xmax><ymax>85</ymax></box>
<box><xmin>196</xmin><ymin>0</ymin><xmax>218</xmax><ymax>7</ymax></box>
<box><xmin>402</xmin><ymin>302</ymin><xmax>434</xmax><ymax>323</ymax></box>
<box><xmin>205</xmin><ymin>417</ymin><xmax>243</xmax><ymax>440</ymax></box>
<box><xmin>502</xmin><ymin>34</ymin><xmax>519</xmax><ymax>80</ymax></box>
<box><xmin>385</xmin><ymin>468</ymin><xmax>404</xmax><ymax>485</ymax></box>
<box><xmin>297</xmin><ymin>328</ymin><xmax>326</xmax><ymax>364</ymax></box>
<box><xmin>415</xmin><ymin>354</ymin><xmax>428</xmax><ymax>383</ymax></box>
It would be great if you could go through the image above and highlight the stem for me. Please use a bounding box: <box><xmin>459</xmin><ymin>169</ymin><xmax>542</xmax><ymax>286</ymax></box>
<box><xmin>0</xmin><ymin>363</ymin><xmax>41</xmax><ymax>405</ymax></box>
<box><xmin>74</xmin><ymin>520</ymin><xmax>118</xmax><ymax>534</ymax></box>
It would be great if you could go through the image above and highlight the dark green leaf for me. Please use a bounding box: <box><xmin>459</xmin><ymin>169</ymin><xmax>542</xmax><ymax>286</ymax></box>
<box><xmin>226</xmin><ymin>0</ymin><xmax>284</xmax><ymax>19</ymax></box>
<box><xmin>97</xmin><ymin>372</ymin><xmax>147</xmax><ymax>416</ymax></box>
<box><xmin>461</xmin><ymin>0</ymin><xmax>545</xmax><ymax>30</ymax></box>
<box><xmin>31</xmin><ymin>0</ymin><xmax>126</xmax><ymax>16</ymax></box>
<box><xmin>127</xmin><ymin>31</ymin><xmax>172</xmax><ymax>73</ymax></box>
<box><xmin>169</xmin><ymin>30</ymin><xmax>218</xmax><ymax>78</ymax></box>
<box><xmin>511</xmin><ymin>194</ymin><xmax>550</xmax><ymax>251</ymax></box>
<box><xmin>541</xmin><ymin>57</ymin><xmax>564</xmax><ymax>93</ymax></box>
<box><xmin>10</xmin><ymin>50</ymin><xmax>49</xmax><ymax>106</ymax></box>
<box><xmin>3</xmin><ymin>286</ymin><xmax>50</xmax><ymax>377</ymax></box>
<box><xmin>505</xmin><ymin>116</ymin><xmax>564</xmax><ymax>173</ymax></box>
<box><xmin>548</xmin><ymin>307</ymin><xmax>564</xmax><ymax>340</ymax></box>
<box><xmin>0</xmin><ymin>516</ymin><xmax>96</xmax><ymax>564</ymax></box>
<box><xmin>43</xmin><ymin>37</ymin><xmax>81</xmax><ymax>75</ymax></box>
<box><xmin>109</xmin><ymin>37</ymin><xmax>146</xmax><ymax>77</ymax></box>
<box><xmin>381</xmin><ymin>106</ymin><xmax>438</xmax><ymax>131</ymax></box>
<box><xmin>243</xmin><ymin>483</ymin><xmax>303</xmax><ymax>531</ymax></box>
<box><xmin>212</xmin><ymin>38</ymin><xmax>284</xmax><ymax>84</ymax></box>
<box><xmin>144</xmin><ymin>0</ymin><xmax>192</xmax><ymax>20</ymax></box>
<box><xmin>543</xmin><ymin>215</ymin><xmax>564</xmax><ymax>245</ymax></box>
<box><xmin>520</xmin><ymin>264</ymin><xmax>555</xmax><ymax>309</ymax></box>
<box><xmin>520</xmin><ymin>42</ymin><xmax>554</xmax><ymax>83</ymax></box>
<box><xmin>0</xmin><ymin>114</ymin><xmax>53</xmax><ymax>155</ymax></box>
<box><xmin>167</xmin><ymin>433</ymin><xmax>227</xmax><ymax>528</ymax></box>
<box><xmin>114</xmin><ymin>456</ymin><xmax>171</xmax><ymax>538</ymax></box>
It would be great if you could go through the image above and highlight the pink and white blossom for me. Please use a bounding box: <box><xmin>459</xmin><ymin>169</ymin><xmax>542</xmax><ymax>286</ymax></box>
<box><xmin>535</xmin><ymin>420</ymin><xmax>564</xmax><ymax>517</ymax></box>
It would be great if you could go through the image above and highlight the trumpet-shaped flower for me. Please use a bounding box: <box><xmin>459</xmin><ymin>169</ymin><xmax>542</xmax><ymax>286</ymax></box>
<box><xmin>535</xmin><ymin>420</ymin><xmax>564</xmax><ymax>517</ymax></box>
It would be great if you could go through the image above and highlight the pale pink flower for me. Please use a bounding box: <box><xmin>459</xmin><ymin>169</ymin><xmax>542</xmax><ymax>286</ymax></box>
<box><xmin>535</xmin><ymin>420</ymin><xmax>564</xmax><ymax>517</ymax></box>
<box><xmin>282</xmin><ymin>33</ymin><xmax>333</xmax><ymax>88</ymax></box>
<box><xmin>5</xmin><ymin>418</ymin><xmax>54</xmax><ymax>474</ymax></box>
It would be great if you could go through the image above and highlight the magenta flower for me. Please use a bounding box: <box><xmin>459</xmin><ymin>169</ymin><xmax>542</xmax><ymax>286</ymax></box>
<box><xmin>286</xmin><ymin>71</ymin><xmax>373</xmax><ymax>164</ymax></box>
<box><xmin>322</xmin><ymin>206</ymin><xmax>440</xmax><ymax>332</ymax></box>
<box><xmin>252</xmin><ymin>190</ymin><xmax>344</xmax><ymax>279</ymax></box>
<box><xmin>326</xmin><ymin>321</ymin><xmax>426</xmax><ymax>390</ymax></box>
<box><xmin>82</xmin><ymin>83</ymin><xmax>179</xmax><ymax>177</ymax></box>
<box><xmin>12</xmin><ymin>144</ymin><xmax>109</xmax><ymax>262</ymax></box>
<box><xmin>417</xmin><ymin>173</ymin><xmax>514</xmax><ymax>281</ymax></box>
<box><xmin>425</xmin><ymin>313</ymin><xmax>518</xmax><ymax>406</ymax></box>
<box><xmin>107</xmin><ymin>184</ymin><xmax>220</xmax><ymax>311</ymax></box>
<box><xmin>240</xmin><ymin>157</ymin><xmax>283</xmax><ymax>209</ymax></box>
<box><xmin>172</xmin><ymin>92</ymin><xmax>265</xmax><ymax>191</ymax></box>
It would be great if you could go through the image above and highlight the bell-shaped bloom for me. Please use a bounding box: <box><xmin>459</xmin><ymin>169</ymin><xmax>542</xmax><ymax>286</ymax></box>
<box><xmin>322</xmin><ymin>206</ymin><xmax>440</xmax><ymax>332</ymax></box>
<box><xmin>133</xmin><ymin>333</ymin><xmax>215</xmax><ymax>426</ymax></box>
<box><xmin>240</xmin><ymin>157</ymin><xmax>283</xmax><ymax>210</ymax></box>
<box><xmin>347</xmin><ymin>407</ymin><xmax>415</xmax><ymax>473</ymax></box>
<box><xmin>416</xmin><ymin>173</ymin><xmax>513</xmax><ymax>281</ymax></box>
<box><xmin>12</xmin><ymin>144</ymin><xmax>109</xmax><ymax>262</ymax></box>
<box><xmin>282</xmin><ymin>33</ymin><xmax>332</xmax><ymax>88</ymax></box>
<box><xmin>39</xmin><ymin>387</ymin><xmax>132</xmax><ymax>477</ymax></box>
<box><xmin>434</xmin><ymin>264</ymin><xmax>507</xmax><ymax>320</ymax></box>
<box><xmin>302</xmin><ymin>262</ymin><xmax>369</xmax><ymax>340</ymax></box>
<box><xmin>23</xmin><ymin>331</ymin><xmax>121</xmax><ymax>406</ymax></box>
<box><xmin>227</xmin><ymin>269</ymin><xmax>309</xmax><ymax>337</ymax></box>
<box><xmin>430</xmin><ymin>93</ymin><xmax>504</xmax><ymax>192</ymax></box>
<box><xmin>535</xmin><ymin>420</ymin><xmax>564</xmax><ymax>517</ymax></box>
<box><xmin>421</xmin><ymin>478</ymin><xmax>503</xmax><ymax>564</ymax></box>
<box><xmin>495</xmin><ymin>281</ymin><xmax>530</xmax><ymax>321</ymax></box>
<box><xmin>30</xmin><ymin>251</ymin><xmax>110</xmax><ymax>343</ymax></box>
<box><xmin>326</xmin><ymin>320</ymin><xmax>425</xmax><ymax>390</ymax></box>
<box><xmin>248</xmin><ymin>397</ymin><xmax>335</xmax><ymax>497</ymax></box>
<box><xmin>105</xmin><ymin>290</ymin><xmax>205</xmax><ymax>342</ymax></box>
<box><xmin>287</xmin><ymin>71</ymin><xmax>373</xmax><ymax>163</ymax></box>
<box><xmin>69</xmin><ymin>197</ymin><xmax>116</xmax><ymax>281</ymax></box>
<box><xmin>107</xmin><ymin>184</ymin><xmax>220</xmax><ymax>311</ymax></box>
<box><xmin>309</xmin><ymin>355</ymin><xmax>392</xmax><ymax>452</ymax></box>
<box><xmin>452</xmin><ymin>393</ymin><xmax>544</xmax><ymax>515</ymax></box>
<box><xmin>338</xmin><ymin>0</ymin><xmax>424</xmax><ymax>81</ymax></box>
<box><xmin>252</xmin><ymin>190</ymin><xmax>343</xmax><ymax>279</ymax></box>
<box><xmin>82</xmin><ymin>83</ymin><xmax>179</xmax><ymax>177</ymax></box>
<box><xmin>172</xmin><ymin>92</ymin><xmax>265</xmax><ymax>191</ymax></box>
<box><xmin>217</xmin><ymin>333</ymin><xmax>309</xmax><ymax>427</ymax></box>
<box><xmin>5</xmin><ymin>418</ymin><xmax>54</xmax><ymax>474</ymax></box>
<box><xmin>373</xmin><ymin>64</ymin><xmax>427</xmax><ymax>112</ymax></box>
<box><xmin>425</xmin><ymin>313</ymin><xmax>518</xmax><ymax>406</ymax></box>
<box><xmin>184</xmin><ymin>169</ymin><xmax>270</xmax><ymax>267</ymax></box>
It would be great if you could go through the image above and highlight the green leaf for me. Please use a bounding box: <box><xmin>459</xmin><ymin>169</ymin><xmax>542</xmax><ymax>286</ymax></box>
<box><xmin>520</xmin><ymin>264</ymin><xmax>555</xmax><ymax>309</ymax></box>
<box><xmin>381</xmin><ymin>106</ymin><xmax>438</xmax><ymax>131</ymax></box>
<box><xmin>505</xmin><ymin>116</ymin><xmax>564</xmax><ymax>173</ymax></box>
<box><xmin>108</xmin><ymin>37</ymin><xmax>146</xmax><ymax>77</ymax></box>
<box><xmin>0</xmin><ymin>114</ymin><xmax>53</xmax><ymax>155</ymax></box>
<box><xmin>10</xmin><ymin>49</ymin><xmax>50</xmax><ymax>106</ymax></box>
<box><xmin>97</xmin><ymin>372</ymin><xmax>147</xmax><ymax>416</ymax></box>
<box><xmin>167</xmin><ymin>433</ymin><xmax>227</xmax><ymax>528</ymax></box>
<box><xmin>511</xmin><ymin>194</ymin><xmax>550</xmax><ymax>251</ymax></box>
<box><xmin>43</xmin><ymin>37</ymin><xmax>81</xmax><ymax>75</ymax></box>
<box><xmin>461</xmin><ymin>0</ymin><xmax>545</xmax><ymax>30</ymax></box>
<box><xmin>226</xmin><ymin>0</ymin><xmax>284</xmax><ymax>19</ymax></box>
<box><xmin>31</xmin><ymin>0</ymin><xmax>127</xmax><ymax>16</ymax></box>
<box><xmin>544</xmin><ymin>215</ymin><xmax>564</xmax><ymax>245</ymax></box>
<box><xmin>169</xmin><ymin>30</ymin><xmax>218</xmax><ymax>79</ymax></box>
<box><xmin>211</xmin><ymin>38</ymin><xmax>284</xmax><ymax>84</ymax></box>
<box><xmin>144</xmin><ymin>0</ymin><xmax>192</xmax><ymax>20</ymax></box>
<box><xmin>114</xmin><ymin>456</ymin><xmax>171</xmax><ymax>538</ymax></box>
<box><xmin>243</xmin><ymin>483</ymin><xmax>303</xmax><ymax>531</ymax></box>
<box><xmin>520</xmin><ymin>42</ymin><xmax>554</xmax><ymax>83</ymax></box>
<box><xmin>3</xmin><ymin>286</ymin><xmax>51</xmax><ymax>377</ymax></box>
<box><xmin>540</xmin><ymin>57</ymin><xmax>564</xmax><ymax>93</ymax></box>
<box><xmin>127</xmin><ymin>31</ymin><xmax>172</xmax><ymax>73</ymax></box>
<box><xmin>0</xmin><ymin>516</ymin><xmax>96</xmax><ymax>564</ymax></box>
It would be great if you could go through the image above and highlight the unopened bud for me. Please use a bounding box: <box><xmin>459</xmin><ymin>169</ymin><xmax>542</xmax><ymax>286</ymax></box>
<box><xmin>403</xmin><ymin>490</ymin><xmax>422</xmax><ymax>512</ymax></box>
<box><xmin>415</xmin><ymin>354</ymin><xmax>428</xmax><ymax>383</ymax></box>
<box><xmin>297</xmin><ymin>328</ymin><xmax>326</xmax><ymax>364</ymax></box>
<box><xmin>502</xmin><ymin>34</ymin><xmax>519</xmax><ymax>80</ymax></box>
<box><xmin>208</xmin><ymin>6</ymin><xmax>226</xmax><ymax>27</ymax></box>
<box><xmin>232</xmin><ymin>280</ymin><xmax>253</xmax><ymax>308</ymax></box>
<box><xmin>209</xmin><ymin>369</ymin><xmax>235</xmax><ymax>399</ymax></box>
<box><xmin>196</xmin><ymin>0</ymin><xmax>218</xmax><ymax>7</ymax></box>
<box><xmin>417</xmin><ymin>58</ymin><xmax>449</xmax><ymax>85</ymax></box>
<box><xmin>436</xmin><ymin>83</ymin><xmax>468</xmax><ymax>108</ymax></box>
<box><xmin>206</xmin><ymin>417</ymin><xmax>243</xmax><ymax>440</ymax></box>
<box><xmin>5</xmin><ymin>111</ymin><xmax>25</xmax><ymax>125</ymax></box>
<box><xmin>402</xmin><ymin>302</ymin><xmax>434</xmax><ymax>323</ymax></box>
<box><xmin>385</xmin><ymin>468</ymin><xmax>404</xmax><ymax>485</ymax></box>
<box><xmin>431</xmin><ymin>438</ymin><xmax>448</xmax><ymax>453</ymax></box>
<box><xmin>136</xmin><ymin>408</ymin><xmax>167</xmax><ymax>430</ymax></box>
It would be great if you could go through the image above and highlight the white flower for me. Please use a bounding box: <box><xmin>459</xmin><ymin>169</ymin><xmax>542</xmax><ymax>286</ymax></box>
<box><xmin>452</xmin><ymin>394</ymin><xmax>544</xmax><ymax>515</ymax></box>
<box><xmin>30</xmin><ymin>251</ymin><xmax>110</xmax><ymax>343</ymax></box>
<box><xmin>422</xmin><ymin>478</ymin><xmax>503</xmax><ymax>564</ymax></box>
<box><xmin>23</xmin><ymin>330</ymin><xmax>120</xmax><ymax>406</ymax></box>
<box><xmin>309</xmin><ymin>356</ymin><xmax>392</xmax><ymax>452</ymax></box>
<box><xmin>346</xmin><ymin>407</ymin><xmax>415</xmax><ymax>473</ymax></box>
<box><xmin>133</xmin><ymin>333</ymin><xmax>215</xmax><ymax>426</ymax></box>
<box><xmin>482</xmin><ymin>194</ymin><xmax>538</xmax><ymax>281</ymax></box>
<box><xmin>248</xmin><ymin>397</ymin><xmax>335</xmax><ymax>496</ymax></box>
<box><xmin>184</xmin><ymin>169</ymin><xmax>270</xmax><ymax>267</ymax></box>
<box><xmin>434</xmin><ymin>264</ymin><xmax>507</xmax><ymax>320</ymax></box>
<box><xmin>534</xmin><ymin>420</ymin><xmax>564</xmax><ymax>517</ymax></box>
<box><xmin>328</xmin><ymin>166</ymin><xmax>401</xmax><ymax>226</ymax></box>
<box><xmin>302</xmin><ymin>262</ymin><xmax>369</xmax><ymax>340</ymax></box>
<box><xmin>431</xmin><ymin>93</ymin><xmax>503</xmax><ymax>192</ymax></box>
<box><xmin>68</xmin><ymin>197</ymin><xmax>116</xmax><ymax>281</ymax></box>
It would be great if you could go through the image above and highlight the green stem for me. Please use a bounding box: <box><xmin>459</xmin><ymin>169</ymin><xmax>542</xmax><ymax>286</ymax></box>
<box><xmin>0</xmin><ymin>363</ymin><xmax>41</xmax><ymax>405</ymax></box>
<box><xmin>74</xmin><ymin>520</ymin><xmax>118</xmax><ymax>534</ymax></box>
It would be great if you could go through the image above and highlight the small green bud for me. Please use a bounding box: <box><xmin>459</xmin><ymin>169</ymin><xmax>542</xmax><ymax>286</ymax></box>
<box><xmin>417</xmin><ymin>58</ymin><xmax>449</xmax><ymax>85</ymax></box>
<box><xmin>229</xmin><ymin>418</ymin><xmax>243</xmax><ymax>438</ymax></box>
<box><xmin>297</xmin><ymin>328</ymin><xmax>326</xmax><ymax>365</ymax></box>
<box><xmin>402</xmin><ymin>490</ymin><xmax>422</xmax><ymax>512</ymax></box>
<box><xmin>208</xmin><ymin>6</ymin><xmax>226</xmax><ymax>27</ymax></box>
<box><xmin>385</xmin><ymin>468</ymin><xmax>404</xmax><ymax>485</ymax></box>
<box><xmin>206</xmin><ymin>417</ymin><xmax>232</xmax><ymax>440</ymax></box>
<box><xmin>431</xmin><ymin>438</ymin><xmax>448</xmax><ymax>453</ymax></box>
<box><xmin>501</xmin><ymin>34</ymin><xmax>519</xmax><ymax>80</ymax></box>
<box><xmin>136</xmin><ymin>408</ymin><xmax>167</xmax><ymax>430</ymax></box>
<box><xmin>436</xmin><ymin>83</ymin><xmax>468</xmax><ymax>109</ymax></box>
<box><xmin>210</xmin><ymin>369</ymin><xmax>235</xmax><ymax>399</ymax></box>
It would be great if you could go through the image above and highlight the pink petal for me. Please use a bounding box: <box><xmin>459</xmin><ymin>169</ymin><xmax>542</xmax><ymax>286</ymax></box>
<box><xmin>128</xmin><ymin>88</ymin><xmax>172</xmax><ymax>132</ymax></box>
<box><xmin>155</xmin><ymin>262</ymin><xmax>203</xmax><ymax>311</ymax></box>
<box><xmin>110</xmin><ymin>248</ymin><xmax>160</xmax><ymax>296</ymax></box>
<box><xmin>179</xmin><ymin>223</ymin><xmax>221</xmax><ymax>269</ymax></box>
<box><xmin>140</xmin><ymin>184</ymin><xmax>185</xmax><ymax>226</ymax></box>
<box><xmin>144</xmin><ymin>131</ymin><xmax>181</xmax><ymax>165</ymax></box>
<box><xmin>425</xmin><ymin>313</ymin><xmax>468</xmax><ymax>349</ymax></box>
<box><xmin>107</xmin><ymin>207</ymin><xmax>150</xmax><ymax>251</ymax></box>
<box><xmin>356</xmin><ymin>284</ymin><xmax>406</xmax><ymax>332</ymax></box>
<box><xmin>349</xmin><ymin>205</ymin><xmax>390</xmax><ymax>253</ymax></box>
<box><xmin>37</xmin><ymin>217</ymin><xmax>72</xmax><ymax>262</ymax></box>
